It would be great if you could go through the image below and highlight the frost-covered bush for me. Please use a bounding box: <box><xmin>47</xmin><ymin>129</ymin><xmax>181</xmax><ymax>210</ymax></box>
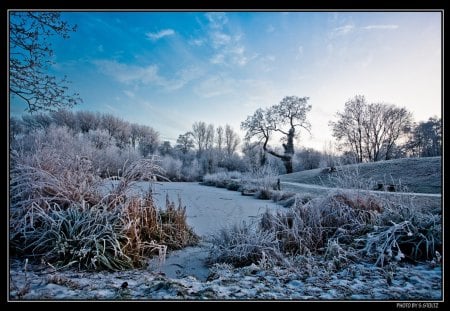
<box><xmin>202</xmin><ymin>171</ymin><xmax>243</xmax><ymax>187</ymax></box>
<box><xmin>180</xmin><ymin>159</ymin><xmax>202</xmax><ymax>181</ymax></box>
<box><xmin>241</xmin><ymin>164</ymin><xmax>278</xmax><ymax>192</ymax></box>
<box><xmin>10</xmin><ymin>128</ymin><xmax>198</xmax><ymax>270</ymax></box>
<box><xmin>208</xmin><ymin>222</ymin><xmax>283</xmax><ymax>267</ymax></box>
<box><xmin>161</xmin><ymin>155</ymin><xmax>183</xmax><ymax>181</ymax></box>
<box><xmin>209</xmin><ymin>190</ymin><xmax>441</xmax><ymax>269</ymax></box>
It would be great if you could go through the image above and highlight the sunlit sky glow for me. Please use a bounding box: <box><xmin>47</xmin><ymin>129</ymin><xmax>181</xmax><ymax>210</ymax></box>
<box><xmin>10</xmin><ymin>11</ymin><xmax>442</xmax><ymax>150</ymax></box>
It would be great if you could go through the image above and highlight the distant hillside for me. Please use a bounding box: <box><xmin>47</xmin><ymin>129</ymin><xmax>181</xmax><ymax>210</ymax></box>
<box><xmin>280</xmin><ymin>157</ymin><xmax>441</xmax><ymax>194</ymax></box>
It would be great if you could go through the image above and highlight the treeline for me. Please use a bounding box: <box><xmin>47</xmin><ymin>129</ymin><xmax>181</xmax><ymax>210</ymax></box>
<box><xmin>10</xmin><ymin>110</ymin><xmax>248</xmax><ymax>180</ymax></box>
<box><xmin>330</xmin><ymin>96</ymin><xmax>441</xmax><ymax>162</ymax></box>
<box><xmin>10</xmin><ymin>101</ymin><xmax>441</xmax><ymax>181</ymax></box>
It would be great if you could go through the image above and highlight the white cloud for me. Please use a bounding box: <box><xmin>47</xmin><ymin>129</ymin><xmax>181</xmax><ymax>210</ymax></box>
<box><xmin>205</xmin><ymin>12</ymin><xmax>228</xmax><ymax>29</ymax></box>
<box><xmin>211</xmin><ymin>31</ymin><xmax>231</xmax><ymax>47</ymax></box>
<box><xmin>94</xmin><ymin>60</ymin><xmax>201</xmax><ymax>91</ymax></box>
<box><xmin>95</xmin><ymin>60</ymin><xmax>160</xmax><ymax>84</ymax></box>
<box><xmin>189</xmin><ymin>38</ymin><xmax>204</xmax><ymax>46</ymax></box>
<box><xmin>363</xmin><ymin>24</ymin><xmax>399</xmax><ymax>30</ymax></box>
<box><xmin>199</xmin><ymin>13</ymin><xmax>253</xmax><ymax>67</ymax></box>
<box><xmin>146</xmin><ymin>28</ymin><xmax>175</xmax><ymax>41</ymax></box>
<box><xmin>332</xmin><ymin>24</ymin><xmax>354</xmax><ymax>36</ymax></box>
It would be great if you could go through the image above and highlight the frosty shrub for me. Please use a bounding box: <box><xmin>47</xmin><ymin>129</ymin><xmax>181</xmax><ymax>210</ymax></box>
<box><xmin>210</xmin><ymin>189</ymin><xmax>440</xmax><ymax>269</ymax></box>
<box><xmin>208</xmin><ymin>221</ymin><xmax>284</xmax><ymax>267</ymax></box>
<box><xmin>11</xmin><ymin>202</ymin><xmax>135</xmax><ymax>270</ymax></box>
<box><xmin>181</xmin><ymin>159</ymin><xmax>202</xmax><ymax>181</ymax></box>
<box><xmin>161</xmin><ymin>155</ymin><xmax>183</xmax><ymax>181</ymax></box>
<box><xmin>202</xmin><ymin>171</ymin><xmax>243</xmax><ymax>188</ymax></box>
<box><xmin>241</xmin><ymin>164</ymin><xmax>278</xmax><ymax>193</ymax></box>
<box><xmin>360</xmin><ymin>195</ymin><xmax>441</xmax><ymax>266</ymax></box>
<box><xmin>10</xmin><ymin>142</ymin><xmax>198</xmax><ymax>270</ymax></box>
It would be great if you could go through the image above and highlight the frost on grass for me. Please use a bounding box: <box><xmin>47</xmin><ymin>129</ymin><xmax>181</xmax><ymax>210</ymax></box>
<box><xmin>209</xmin><ymin>189</ymin><xmax>441</xmax><ymax>271</ymax></box>
<box><xmin>10</xmin><ymin>148</ymin><xmax>198</xmax><ymax>271</ymax></box>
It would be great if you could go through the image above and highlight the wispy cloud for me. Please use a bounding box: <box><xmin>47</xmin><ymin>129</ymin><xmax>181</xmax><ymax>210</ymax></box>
<box><xmin>363</xmin><ymin>24</ymin><xmax>399</xmax><ymax>30</ymax></box>
<box><xmin>211</xmin><ymin>31</ymin><xmax>231</xmax><ymax>48</ymax></box>
<box><xmin>189</xmin><ymin>38</ymin><xmax>204</xmax><ymax>46</ymax></box>
<box><xmin>194</xmin><ymin>75</ymin><xmax>235</xmax><ymax>98</ymax></box>
<box><xmin>202</xmin><ymin>13</ymin><xmax>252</xmax><ymax>67</ymax></box>
<box><xmin>146</xmin><ymin>28</ymin><xmax>175</xmax><ymax>41</ymax></box>
<box><xmin>205</xmin><ymin>12</ymin><xmax>228</xmax><ymax>29</ymax></box>
<box><xmin>123</xmin><ymin>90</ymin><xmax>135</xmax><ymax>98</ymax></box>
<box><xmin>331</xmin><ymin>24</ymin><xmax>355</xmax><ymax>36</ymax></box>
<box><xmin>94</xmin><ymin>60</ymin><xmax>201</xmax><ymax>91</ymax></box>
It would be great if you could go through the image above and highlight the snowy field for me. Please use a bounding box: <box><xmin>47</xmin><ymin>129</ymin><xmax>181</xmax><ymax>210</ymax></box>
<box><xmin>9</xmin><ymin>182</ymin><xmax>442</xmax><ymax>301</ymax></box>
<box><xmin>128</xmin><ymin>181</ymin><xmax>282</xmax><ymax>237</ymax></box>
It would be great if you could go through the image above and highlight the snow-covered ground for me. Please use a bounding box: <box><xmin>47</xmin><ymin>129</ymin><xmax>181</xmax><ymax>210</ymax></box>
<box><xmin>9</xmin><ymin>258</ymin><xmax>442</xmax><ymax>300</ymax></box>
<box><xmin>140</xmin><ymin>182</ymin><xmax>281</xmax><ymax>237</ymax></box>
<box><xmin>9</xmin><ymin>182</ymin><xmax>442</xmax><ymax>301</ymax></box>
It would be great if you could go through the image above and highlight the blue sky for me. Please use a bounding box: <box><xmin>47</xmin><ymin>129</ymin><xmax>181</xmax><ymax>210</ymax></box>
<box><xmin>10</xmin><ymin>11</ymin><xmax>442</xmax><ymax>150</ymax></box>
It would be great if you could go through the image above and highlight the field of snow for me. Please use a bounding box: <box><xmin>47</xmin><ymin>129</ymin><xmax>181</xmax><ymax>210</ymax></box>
<box><xmin>9</xmin><ymin>182</ymin><xmax>442</xmax><ymax>301</ymax></box>
<box><xmin>138</xmin><ymin>182</ymin><xmax>281</xmax><ymax>237</ymax></box>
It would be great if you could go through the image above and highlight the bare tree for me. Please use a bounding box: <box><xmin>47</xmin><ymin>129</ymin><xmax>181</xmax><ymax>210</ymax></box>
<box><xmin>380</xmin><ymin>105</ymin><xmax>412</xmax><ymax>160</ymax></box>
<box><xmin>191</xmin><ymin>121</ymin><xmax>207</xmax><ymax>154</ymax></box>
<box><xmin>330</xmin><ymin>95</ymin><xmax>412</xmax><ymax>162</ymax></box>
<box><xmin>176</xmin><ymin>133</ymin><xmax>195</xmax><ymax>154</ymax></box>
<box><xmin>405</xmin><ymin>117</ymin><xmax>442</xmax><ymax>157</ymax></box>
<box><xmin>224</xmin><ymin>124</ymin><xmax>240</xmax><ymax>156</ymax></box>
<box><xmin>137</xmin><ymin>126</ymin><xmax>159</xmax><ymax>157</ymax></box>
<box><xmin>329</xmin><ymin>95</ymin><xmax>366</xmax><ymax>163</ymax></box>
<box><xmin>9</xmin><ymin>12</ymin><xmax>82</xmax><ymax>112</ymax></box>
<box><xmin>76</xmin><ymin>111</ymin><xmax>100</xmax><ymax>133</ymax></box>
<box><xmin>50</xmin><ymin>109</ymin><xmax>77</xmax><ymax>130</ymax></box>
<box><xmin>205</xmin><ymin>124</ymin><xmax>215</xmax><ymax>150</ymax></box>
<box><xmin>216</xmin><ymin>126</ymin><xmax>224</xmax><ymax>151</ymax></box>
<box><xmin>21</xmin><ymin>113</ymin><xmax>52</xmax><ymax>131</ymax></box>
<box><xmin>241</xmin><ymin>96</ymin><xmax>311</xmax><ymax>173</ymax></box>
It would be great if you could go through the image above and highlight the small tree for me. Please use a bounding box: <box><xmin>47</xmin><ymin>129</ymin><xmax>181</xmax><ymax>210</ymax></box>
<box><xmin>9</xmin><ymin>12</ymin><xmax>82</xmax><ymax>112</ymax></box>
<box><xmin>241</xmin><ymin>96</ymin><xmax>311</xmax><ymax>173</ymax></box>
<box><xmin>176</xmin><ymin>132</ymin><xmax>194</xmax><ymax>154</ymax></box>
<box><xmin>224</xmin><ymin>124</ymin><xmax>240</xmax><ymax>157</ymax></box>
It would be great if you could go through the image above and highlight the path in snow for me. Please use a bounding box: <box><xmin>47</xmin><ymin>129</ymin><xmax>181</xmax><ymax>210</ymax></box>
<box><xmin>281</xmin><ymin>181</ymin><xmax>442</xmax><ymax>198</ymax></box>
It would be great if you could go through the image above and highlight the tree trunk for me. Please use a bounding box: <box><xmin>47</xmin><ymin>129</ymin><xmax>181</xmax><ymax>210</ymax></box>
<box><xmin>263</xmin><ymin>127</ymin><xmax>295</xmax><ymax>174</ymax></box>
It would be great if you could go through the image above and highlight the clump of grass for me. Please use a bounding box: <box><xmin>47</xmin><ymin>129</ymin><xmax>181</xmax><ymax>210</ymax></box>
<box><xmin>360</xmin><ymin>195</ymin><xmax>441</xmax><ymax>266</ymax></box>
<box><xmin>11</xmin><ymin>202</ymin><xmax>134</xmax><ymax>270</ymax></box>
<box><xmin>209</xmin><ymin>188</ymin><xmax>441</xmax><ymax>270</ymax></box>
<box><xmin>10</xmin><ymin>150</ymin><xmax>198</xmax><ymax>271</ymax></box>
<box><xmin>254</xmin><ymin>189</ymin><xmax>273</xmax><ymax>200</ymax></box>
<box><xmin>208</xmin><ymin>221</ymin><xmax>284</xmax><ymax>267</ymax></box>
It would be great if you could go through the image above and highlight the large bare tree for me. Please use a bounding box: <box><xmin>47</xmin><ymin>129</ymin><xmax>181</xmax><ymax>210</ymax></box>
<box><xmin>224</xmin><ymin>124</ymin><xmax>240</xmax><ymax>156</ymax></box>
<box><xmin>9</xmin><ymin>12</ymin><xmax>82</xmax><ymax>112</ymax></box>
<box><xmin>330</xmin><ymin>95</ymin><xmax>412</xmax><ymax>162</ymax></box>
<box><xmin>241</xmin><ymin>96</ymin><xmax>311</xmax><ymax>173</ymax></box>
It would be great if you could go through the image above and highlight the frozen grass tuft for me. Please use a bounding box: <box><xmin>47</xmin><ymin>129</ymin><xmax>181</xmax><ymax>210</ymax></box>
<box><xmin>10</xmin><ymin>148</ymin><xmax>198</xmax><ymax>271</ymax></box>
<box><xmin>208</xmin><ymin>221</ymin><xmax>285</xmax><ymax>268</ymax></box>
<box><xmin>209</xmin><ymin>189</ymin><xmax>441</xmax><ymax>270</ymax></box>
